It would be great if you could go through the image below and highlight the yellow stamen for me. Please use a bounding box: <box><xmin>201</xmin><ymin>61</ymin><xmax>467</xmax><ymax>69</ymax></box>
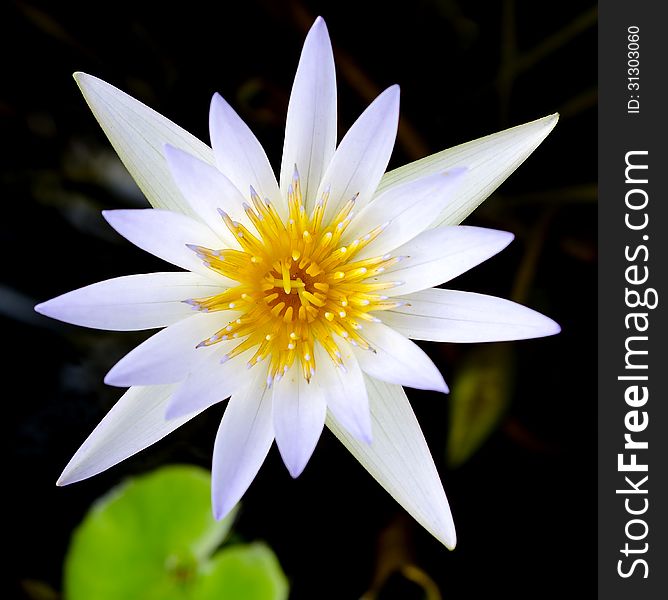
<box><xmin>193</xmin><ymin>171</ymin><xmax>403</xmax><ymax>382</ymax></box>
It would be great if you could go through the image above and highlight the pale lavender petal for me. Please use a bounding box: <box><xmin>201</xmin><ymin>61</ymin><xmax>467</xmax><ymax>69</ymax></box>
<box><xmin>104</xmin><ymin>312</ymin><xmax>232</xmax><ymax>386</ymax></box>
<box><xmin>314</xmin><ymin>339</ymin><xmax>372</xmax><ymax>443</ymax></box>
<box><xmin>381</xmin><ymin>288</ymin><xmax>561</xmax><ymax>342</ymax></box>
<box><xmin>373</xmin><ymin>226</ymin><xmax>514</xmax><ymax>296</ymax></box>
<box><xmin>35</xmin><ymin>272</ymin><xmax>226</xmax><ymax>331</ymax></box>
<box><xmin>280</xmin><ymin>16</ymin><xmax>337</xmax><ymax>209</ymax></box>
<box><xmin>346</xmin><ymin>168</ymin><xmax>466</xmax><ymax>259</ymax></box>
<box><xmin>211</xmin><ymin>367</ymin><xmax>274</xmax><ymax>520</ymax></box>
<box><xmin>272</xmin><ymin>362</ymin><xmax>327</xmax><ymax>477</ymax></box>
<box><xmin>315</xmin><ymin>85</ymin><xmax>400</xmax><ymax>224</ymax></box>
<box><xmin>209</xmin><ymin>93</ymin><xmax>282</xmax><ymax>214</ymax></box>
<box><xmin>103</xmin><ymin>209</ymin><xmax>230</xmax><ymax>280</ymax></box>
<box><xmin>352</xmin><ymin>321</ymin><xmax>448</xmax><ymax>393</ymax></box>
<box><xmin>164</xmin><ymin>144</ymin><xmax>251</xmax><ymax>242</ymax></box>
<box><xmin>165</xmin><ymin>347</ymin><xmax>255</xmax><ymax>420</ymax></box>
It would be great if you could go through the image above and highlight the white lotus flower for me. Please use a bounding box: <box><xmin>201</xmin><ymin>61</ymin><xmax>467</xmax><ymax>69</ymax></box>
<box><xmin>35</xmin><ymin>17</ymin><xmax>559</xmax><ymax>550</ymax></box>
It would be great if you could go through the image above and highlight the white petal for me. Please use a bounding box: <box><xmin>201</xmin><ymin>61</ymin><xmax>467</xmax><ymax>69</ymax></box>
<box><xmin>209</xmin><ymin>93</ymin><xmax>282</xmax><ymax>215</ymax></box>
<box><xmin>104</xmin><ymin>312</ymin><xmax>232</xmax><ymax>386</ymax></box>
<box><xmin>57</xmin><ymin>384</ymin><xmax>199</xmax><ymax>485</ymax></box>
<box><xmin>381</xmin><ymin>288</ymin><xmax>561</xmax><ymax>342</ymax></box>
<box><xmin>211</xmin><ymin>368</ymin><xmax>274</xmax><ymax>520</ymax></box>
<box><xmin>376</xmin><ymin>113</ymin><xmax>559</xmax><ymax>227</ymax></box>
<box><xmin>35</xmin><ymin>272</ymin><xmax>225</xmax><ymax>331</ymax></box>
<box><xmin>374</xmin><ymin>226</ymin><xmax>514</xmax><ymax>296</ymax></box>
<box><xmin>280</xmin><ymin>17</ymin><xmax>337</xmax><ymax>209</ymax></box>
<box><xmin>164</xmin><ymin>145</ymin><xmax>251</xmax><ymax>243</ymax></box>
<box><xmin>316</xmin><ymin>86</ymin><xmax>400</xmax><ymax>224</ymax></box>
<box><xmin>314</xmin><ymin>340</ymin><xmax>371</xmax><ymax>443</ymax></box>
<box><xmin>165</xmin><ymin>347</ymin><xmax>256</xmax><ymax>420</ymax></box>
<box><xmin>346</xmin><ymin>168</ymin><xmax>466</xmax><ymax>259</ymax></box>
<box><xmin>353</xmin><ymin>321</ymin><xmax>447</xmax><ymax>393</ymax></box>
<box><xmin>74</xmin><ymin>73</ymin><xmax>214</xmax><ymax>218</ymax></box>
<box><xmin>272</xmin><ymin>362</ymin><xmax>327</xmax><ymax>478</ymax></box>
<box><xmin>103</xmin><ymin>209</ymin><xmax>230</xmax><ymax>280</ymax></box>
<box><xmin>326</xmin><ymin>376</ymin><xmax>456</xmax><ymax>548</ymax></box>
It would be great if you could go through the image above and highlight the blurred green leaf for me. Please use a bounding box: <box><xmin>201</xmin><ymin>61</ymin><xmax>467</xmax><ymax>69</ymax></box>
<box><xmin>446</xmin><ymin>345</ymin><xmax>514</xmax><ymax>468</ymax></box>
<box><xmin>193</xmin><ymin>543</ymin><xmax>289</xmax><ymax>600</ymax></box>
<box><xmin>64</xmin><ymin>465</ymin><xmax>287</xmax><ymax>600</ymax></box>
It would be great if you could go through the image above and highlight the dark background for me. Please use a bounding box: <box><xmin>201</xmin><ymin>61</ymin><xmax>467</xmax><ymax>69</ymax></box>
<box><xmin>2</xmin><ymin>1</ymin><xmax>596</xmax><ymax>598</ymax></box>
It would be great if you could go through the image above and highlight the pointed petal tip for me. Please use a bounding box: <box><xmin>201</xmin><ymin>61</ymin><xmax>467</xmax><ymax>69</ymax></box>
<box><xmin>498</xmin><ymin>229</ymin><xmax>515</xmax><ymax>247</ymax></box>
<box><xmin>311</xmin><ymin>15</ymin><xmax>327</xmax><ymax>31</ymax></box>
<box><xmin>209</xmin><ymin>92</ymin><xmax>228</xmax><ymax>125</ymax></box>
<box><xmin>426</xmin><ymin>515</ymin><xmax>457</xmax><ymax>549</ymax></box>
<box><xmin>210</xmin><ymin>91</ymin><xmax>229</xmax><ymax>112</ymax></box>
<box><xmin>385</xmin><ymin>83</ymin><xmax>401</xmax><ymax>100</ymax></box>
<box><xmin>72</xmin><ymin>72</ymin><xmax>108</xmax><ymax>97</ymax></box>
<box><xmin>73</xmin><ymin>71</ymin><xmax>99</xmax><ymax>90</ymax></box>
<box><xmin>33</xmin><ymin>301</ymin><xmax>48</xmax><ymax>316</ymax></box>
<box><xmin>33</xmin><ymin>297</ymin><xmax>65</xmax><ymax>321</ymax></box>
<box><xmin>102</xmin><ymin>370</ymin><xmax>126</xmax><ymax>388</ymax></box>
<box><xmin>308</xmin><ymin>16</ymin><xmax>332</xmax><ymax>43</ymax></box>
<box><xmin>278</xmin><ymin>448</ymin><xmax>310</xmax><ymax>479</ymax></box>
<box><xmin>100</xmin><ymin>208</ymin><xmax>126</xmax><ymax>232</ymax></box>
<box><xmin>541</xmin><ymin>316</ymin><xmax>562</xmax><ymax>337</ymax></box>
<box><xmin>427</xmin><ymin>372</ymin><xmax>449</xmax><ymax>394</ymax></box>
<box><xmin>287</xmin><ymin>464</ymin><xmax>304</xmax><ymax>479</ymax></box>
<box><xmin>533</xmin><ymin>112</ymin><xmax>559</xmax><ymax>137</ymax></box>
<box><xmin>501</xmin><ymin>302</ymin><xmax>562</xmax><ymax>340</ymax></box>
<box><xmin>213</xmin><ymin>499</ymin><xmax>236</xmax><ymax>522</ymax></box>
<box><xmin>371</xmin><ymin>84</ymin><xmax>400</xmax><ymax>109</ymax></box>
<box><xmin>382</xmin><ymin>85</ymin><xmax>401</xmax><ymax>117</ymax></box>
<box><xmin>56</xmin><ymin>464</ymin><xmax>80</xmax><ymax>487</ymax></box>
<box><xmin>443</xmin><ymin>529</ymin><xmax>457</xmax><ymax>550</ymax></box>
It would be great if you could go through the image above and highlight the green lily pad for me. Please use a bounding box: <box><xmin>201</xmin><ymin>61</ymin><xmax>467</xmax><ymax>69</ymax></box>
<box><xmin>193</xmin><ymin>543</ymin><xmax>289</xmax><ymax>600</ymax></box>
<box><xmin>64</xmin><ymin>465</ymin><xmax>288</xmax><ymax>600</ymax></box>
<box><xmin>446</xmin><ymin>345</ymin><xmax>515</xmax><ymax>468</ymax></box>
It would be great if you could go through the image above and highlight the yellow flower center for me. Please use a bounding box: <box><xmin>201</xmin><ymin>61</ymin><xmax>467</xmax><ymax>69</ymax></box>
<box><xmin>186</xmin><ymin>169</ymin><xmax>403</xmax><ymax>383</ymax></box>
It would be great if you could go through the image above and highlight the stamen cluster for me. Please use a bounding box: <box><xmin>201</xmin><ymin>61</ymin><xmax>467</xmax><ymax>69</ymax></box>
<box><xmin>186</xmin><ymin>169</ymin><xmax>404</xmax><ymax>384</ymax></box>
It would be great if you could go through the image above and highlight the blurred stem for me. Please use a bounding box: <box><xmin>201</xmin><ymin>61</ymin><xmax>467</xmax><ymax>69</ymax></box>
<box><xmin>558</xmin><ymin>87</ymin><xmax>598</xmax><ymax>119</ymax></box>
<box><xmin>495</xmin><ymin>3</ymin><xmax>596</xmax><ymax>123</ymax></box>
<box><xmin>361</xmin><ymin>514</ymin><xmax>442</xmax><ymax>599</ymax></box>
<box><xmin>498</xmin><ymin>0</ymin><xmax>517</xmax><ymax>125</ymax></box>
<box><xmin>511</xmin><ymin>207</ymin><xmax>555</xmax><ymax>304</ymax></box>
<box><xmin>495</xmin><ymin>184</ymin><xmax>597</xmax><ymax>207</ymax></box>
<box><xmin>516</xmin><ymin>7</ymin><xmax>597</xmax><ymax>74</ymax></box>
<box><xmin>400</xmin><ymin>565</ymin><xmax>442</xmax><ymax>600</ymax></box>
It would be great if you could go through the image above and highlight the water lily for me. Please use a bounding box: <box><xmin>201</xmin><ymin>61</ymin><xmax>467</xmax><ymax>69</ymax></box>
<box><xmin>36</xmin><ymin>17</ymin><xmax>559</xmax><ymax>550</ymax></box>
